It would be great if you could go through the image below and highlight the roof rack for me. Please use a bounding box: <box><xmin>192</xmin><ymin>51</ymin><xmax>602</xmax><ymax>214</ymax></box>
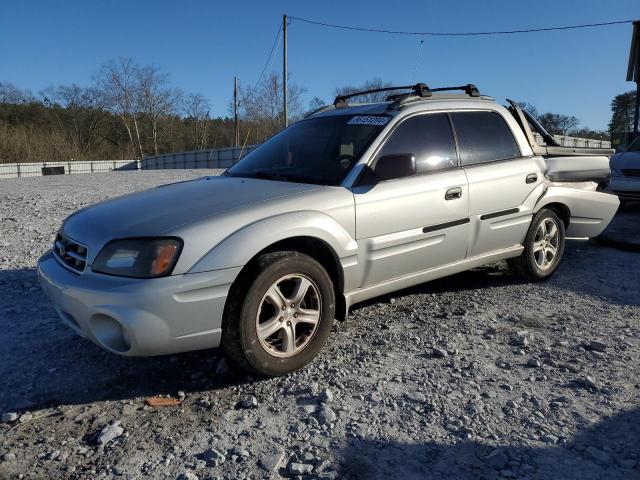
<box><xmin>333</xmin><ymin>83</ymin><xmax>431</xmax><ymax>108</ymax></box>
<box><xmin>332</xmin><ymin>83</ymin><xmax>481</xmax><ymax>109</ymax></box>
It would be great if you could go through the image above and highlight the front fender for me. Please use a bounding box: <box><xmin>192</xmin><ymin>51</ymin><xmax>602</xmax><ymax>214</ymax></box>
<box><xmin>188</xmin><ymin>211</ymin><xmax>359</xmax><ymax>274</ymax></box>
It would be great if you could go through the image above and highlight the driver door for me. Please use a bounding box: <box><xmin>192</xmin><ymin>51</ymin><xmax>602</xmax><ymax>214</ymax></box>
<box><xmin>353</xmin><ymin>113</ymin><xmax>469</xmax><ymax>288</ymax></box>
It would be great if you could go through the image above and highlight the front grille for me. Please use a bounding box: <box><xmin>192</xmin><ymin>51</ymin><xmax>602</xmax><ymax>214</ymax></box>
<box><xmin>622</xmin><ymin>169</ymin><xmax>640</xmax><ymax>177</ymax></box>
<box><xmin>53</xmin><ymin>233</ymin><xmax>88</xmax><ymax>273</ymax></box>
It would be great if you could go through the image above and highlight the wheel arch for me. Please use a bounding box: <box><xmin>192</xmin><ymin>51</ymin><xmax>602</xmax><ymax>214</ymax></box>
<box><xmin>228</xmin><ymin>236</ymin><xmax>348</xmax><ymax>321</ymax></box>
<box><xmin>538</xmin><ymin>201</ymin><xmax>571</xmax><ymax>228</ymax></box>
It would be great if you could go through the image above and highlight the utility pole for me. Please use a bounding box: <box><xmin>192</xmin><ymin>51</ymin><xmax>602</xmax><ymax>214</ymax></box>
<box><xmin>283</xmin><ymin>14</ymin><xmax>288</xmax><ymax>128</ymax></box>
<box><xmin>234</xmin><ymin>76</ymin><xmax>239</xmax><ymax>147</ymax></box>
<box><xmin>627</xmin><ymin>20</ymin><xmax>640</xmax><ymax>139</ymax></box>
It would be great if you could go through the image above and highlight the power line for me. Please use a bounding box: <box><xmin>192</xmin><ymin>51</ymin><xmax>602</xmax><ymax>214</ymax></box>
<box><xmin>288</xmin><ymin>15</ymin><xmax>635</xmax><ymax>37</ymax></box>
<box><xmin>255</xmin><ymin>22</ymin><xmax>283</xmax><ymax>87</ymax></box>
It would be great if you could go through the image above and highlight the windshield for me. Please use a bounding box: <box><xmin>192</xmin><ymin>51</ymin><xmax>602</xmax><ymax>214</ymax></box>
<box><xmin>226</xmin><ymin>115</ymin><xmax>388</xmax><ymax>185</ymax></box>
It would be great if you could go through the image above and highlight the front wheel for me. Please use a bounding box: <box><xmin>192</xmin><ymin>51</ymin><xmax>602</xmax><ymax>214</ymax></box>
<box><xmin>222</xmin><ymin>251</ymin><xmax>335</xmax><ymax>376</ymax></box>
<box><xmin>508</xmin><ymin>209</ymin><xmax>566</xmax><ymax>281</ymax></box>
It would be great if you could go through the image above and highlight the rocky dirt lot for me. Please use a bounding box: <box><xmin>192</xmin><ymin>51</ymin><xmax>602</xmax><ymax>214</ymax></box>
<box><xmin>1</xmin><ymin>171</ymin><xmax>639</xmax><ymax>480</ymax></box>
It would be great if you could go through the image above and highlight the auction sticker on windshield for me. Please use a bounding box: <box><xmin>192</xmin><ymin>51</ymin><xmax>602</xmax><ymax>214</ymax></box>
<box><xmin>347</xmin><ymin>116</ymin><xmax>390</xmax><ymax>126</ymax></box>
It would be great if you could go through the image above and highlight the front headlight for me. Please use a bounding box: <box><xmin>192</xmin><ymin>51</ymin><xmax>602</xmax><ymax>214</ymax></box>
<box><xmin>92</xmin><ymin>237</ymin><xmax>183</xmax><ymax>278</ymax></box>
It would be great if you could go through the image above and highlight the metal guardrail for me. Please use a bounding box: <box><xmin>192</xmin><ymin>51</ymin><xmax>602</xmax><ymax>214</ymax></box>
<box><xmin>140</xmin><ymin>146</ymin><xmax>257</xmax><ymax>170</ymax></box>
<box><xmin>0</xmin><ymin>145</ymin><xmax>258</xmax><ymax>179</ymax></box>
<box><xmin>532</xmin><ymin>133</ymin><xmax>612</xmax><ymax>149</ymax></box>
<box><xmin>0</xmin><ymin>160</ymin><xmax>139</xmax><ymax>179</ymax></box>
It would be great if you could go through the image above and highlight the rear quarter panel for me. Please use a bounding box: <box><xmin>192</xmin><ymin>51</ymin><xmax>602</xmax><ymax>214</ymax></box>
<box><xmin>536</xmin><ymin>185</ymin><xmax>619</xmax><ymax>238</ymax></box>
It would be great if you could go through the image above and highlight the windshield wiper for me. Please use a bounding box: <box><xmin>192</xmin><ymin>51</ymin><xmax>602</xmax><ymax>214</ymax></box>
<box><xmin>254</xmin><ymin>170</ymin><xmax>290</xmax><ymax>182</ymax></box>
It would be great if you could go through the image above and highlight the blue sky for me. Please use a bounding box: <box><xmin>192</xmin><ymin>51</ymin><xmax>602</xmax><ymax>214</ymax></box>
<box><xmin>0</xmin><ymin>0</ymin><xmax>638</xmax><ymax>130</ymax></box>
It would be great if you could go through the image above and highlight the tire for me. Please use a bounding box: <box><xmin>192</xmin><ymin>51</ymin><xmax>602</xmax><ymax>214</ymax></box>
<box><xmin>508</xmin><ymin>208</ymin><xmax>566</xmax><ymax>281</ymax></box>
<box><xmin>221</xmin><ymin>251</ymin><xmax>335</xmax><ymax>376</ymax></box>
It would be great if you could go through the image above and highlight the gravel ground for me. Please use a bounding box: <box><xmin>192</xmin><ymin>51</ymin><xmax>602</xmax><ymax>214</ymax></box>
<box><xmin>1</xmin><ymin>171</ymin><xmax>639</xmax><ymax>480</ymax></box>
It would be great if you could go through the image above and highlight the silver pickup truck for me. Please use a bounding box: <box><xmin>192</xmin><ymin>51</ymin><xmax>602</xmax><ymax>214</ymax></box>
<box><xmin>37</xmin><ymin>83</ymin><xmax>619</xmax><ymax>376</ymax></box>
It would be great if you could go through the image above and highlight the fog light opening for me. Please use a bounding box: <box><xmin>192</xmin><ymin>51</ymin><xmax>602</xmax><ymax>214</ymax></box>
<box><xmin>90</xmin><ymin>314</ymin><xmax>131</xmax><ymax>353</ymax></box>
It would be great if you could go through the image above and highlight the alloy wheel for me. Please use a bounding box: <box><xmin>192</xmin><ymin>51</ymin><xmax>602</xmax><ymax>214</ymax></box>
<box><xmin>533</xmin><ymin>217</ymin><xmax>560</xmax><ymax>271</ymax></box>
<box><xmin>255</xmin><ymin>274</ymin><xmax>321</xmax><ymax>358</ymax></box>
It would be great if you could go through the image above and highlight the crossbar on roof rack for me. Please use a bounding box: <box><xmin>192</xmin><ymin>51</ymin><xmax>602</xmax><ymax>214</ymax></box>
<box><xmin>334</xmin><ymin>83</ymin><xmax>431</xmax><ymax>108</ymax></box>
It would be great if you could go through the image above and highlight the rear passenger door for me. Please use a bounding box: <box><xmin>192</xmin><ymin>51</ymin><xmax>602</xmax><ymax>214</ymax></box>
<box><xmin>353</xmin><ymin>113</ymin><xmax>469</xmax><ymax>287</ymax></box>
<box><xmin>449</xmin><ymin>111</ymin><xmax>543</xmax><ymax>257</ymax></box>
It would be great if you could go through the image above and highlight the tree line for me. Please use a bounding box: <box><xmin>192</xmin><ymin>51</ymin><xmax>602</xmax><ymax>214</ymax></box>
<box><xmin>0</xmin><ymin>62</ymin><xmax>635</xmax><ymax>164</ymax></box>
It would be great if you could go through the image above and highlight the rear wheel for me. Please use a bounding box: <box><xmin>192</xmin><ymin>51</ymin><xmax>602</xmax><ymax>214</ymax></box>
<box><xmin>508</xmin><ymin>209</ymin><xmax>565</xmax><ymax>281</ymax></box>
<box><xmin>222</xmin><ymin>251</ymin><xmax>335</xmax><ymax>376</ymax></box>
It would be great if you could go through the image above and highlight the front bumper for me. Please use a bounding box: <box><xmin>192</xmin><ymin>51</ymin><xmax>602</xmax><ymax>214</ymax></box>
<box><xmin>37</xmin><ymin>251</ymin><xmax>241</xmax><ymax>356</ymax></box>
<box><xmin>610</xmin><ymin>176</ymin><xmax>640</xmax><ymax>199</ymax></box>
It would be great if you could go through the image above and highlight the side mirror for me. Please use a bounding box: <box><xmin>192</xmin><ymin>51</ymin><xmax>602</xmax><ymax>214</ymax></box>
<box><xmin>374</xmin><ymin>154</ymin><xmax>416</xmax><ymax>181</ymax></box>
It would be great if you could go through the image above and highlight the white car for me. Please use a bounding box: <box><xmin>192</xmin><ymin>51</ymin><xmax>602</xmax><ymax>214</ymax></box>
<box><xmin>610</xmin><ymin>135</ymin><xmax>640</xmax><ymax>199</ymax></box>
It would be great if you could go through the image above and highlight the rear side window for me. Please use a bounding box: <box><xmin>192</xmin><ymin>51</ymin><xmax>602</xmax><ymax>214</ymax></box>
<box><xmin>375</xmin><ymin>113</ymin><xmax>458</xmax><ymax>174</ymax></box>
<box><xmin>450</xmin><ymin>111</ymin><xmax>521</xmax><ymax>166</ymax></box>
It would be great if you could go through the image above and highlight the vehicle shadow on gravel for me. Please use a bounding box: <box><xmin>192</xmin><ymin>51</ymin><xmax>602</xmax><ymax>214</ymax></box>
<box><xmin>1</xmin><ymin>238</ymin><xmax>637</xmax><ymax>411</ymax></box>
<box><xmin>337</xmin><ymin>407</ymin><xmax>640</xmax><ymax>479</ymax></box>
<box><xmin>0</xmin><ymin>268</ymin><xmax>257</xmax><ymax>412</ymax></box>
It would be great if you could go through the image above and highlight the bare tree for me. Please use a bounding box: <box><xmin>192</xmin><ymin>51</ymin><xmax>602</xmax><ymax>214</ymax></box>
<box><xmin>538</xmin><ymin>113</ymin><xmax>579</xmax><ymax>136</ymax></box>
<box><xmin>236</xmin><ymin>73</ymin><xmax>306</xmax><ymax>142</ymax></box>
<box><xmin>136</xmin><ymin>65</ymin><xmax>182</xmax><ymax>155</ymax></box>
<box><xmin>0</xmin><ymin>82</ymin><xmax>35</xmax><ymax>104</ymax></box>
<box><xmin>41</xmin><ymin>84</ymin><xmax>104</xmax><ymax>157</ymax></box>
<box><xmin>184</xmin><ymin>93</ymin><xmax>211</xmax><ymax>150</ymax></box>
<box><xmin>306</xmin><ymin>96</ymin><xmax>326</xmax><ymax>115</ymax></box>
<box><xmin>95</xmin><ymin>58</ymin><xmax>144</xmax><ymax>158</ymax></box>
<box><xmin>334</xmin><ymin>78</ymin><xmax>401</xmax><ymax>103</ymax></box>
<box><xmin>515</xmin><ymin>100</ymin><xmax>539</xmax><ymax>119</ymax></box>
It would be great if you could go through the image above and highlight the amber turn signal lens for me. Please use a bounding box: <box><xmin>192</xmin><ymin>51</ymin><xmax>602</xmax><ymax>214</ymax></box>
<box><xmin>151</xmin><ymin>244</ymin><xmax>178</xmax><ymax>276</ymax></box>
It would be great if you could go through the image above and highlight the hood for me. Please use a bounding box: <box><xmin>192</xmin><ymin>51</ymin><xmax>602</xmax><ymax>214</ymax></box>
<box><xmin>611</xmin><ymin>150</ymin><xmax>640</xmax><ymax>170</ymax></box>
<box><xmin>62</xmin><ymin>176</ymin><xmax>320</xmax><ymax>257</ymax></box>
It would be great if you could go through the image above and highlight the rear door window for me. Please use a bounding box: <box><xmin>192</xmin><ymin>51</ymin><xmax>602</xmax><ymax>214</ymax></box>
<box><xmin>450</xmin><ymin>111</ymin><xmax>521</xmax><ymax>166</ymax></box>
<box><xmin>374</xmin><ymin>113</ymin><xmax>458</xmax><ymax>174</ymax></box>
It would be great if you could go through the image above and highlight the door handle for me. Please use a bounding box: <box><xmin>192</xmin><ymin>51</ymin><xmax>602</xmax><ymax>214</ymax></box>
<box><xmin>445</xmin><ymin>187</ymin><xmax>462</xmax><ymax>200</ymax></box>
<box><xmin>526</xmin><ymin>173</ymin><xmax>538</xmax><ymax>184</ymax></box>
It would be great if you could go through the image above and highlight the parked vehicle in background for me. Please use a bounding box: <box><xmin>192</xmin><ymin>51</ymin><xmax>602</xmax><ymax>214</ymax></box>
<box><xmin>38</xmin><ymin>83</ymin><xmax>619</xmax><ymax>377</ymax></box>
<box><xmin>610</xmin><ymin>135</ymin><xmax>640</xmax><ymax>200</ymax></box>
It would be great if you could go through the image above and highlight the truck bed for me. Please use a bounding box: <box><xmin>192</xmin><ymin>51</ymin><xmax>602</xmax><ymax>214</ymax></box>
<box><xmin>506</xmin><ymin>100</ymin><xmax>614</xmax><ymax>184</ymax></box>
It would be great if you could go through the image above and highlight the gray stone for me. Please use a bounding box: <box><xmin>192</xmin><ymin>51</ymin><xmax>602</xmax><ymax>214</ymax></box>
<box><xmin>319</xmin><ymin>388</ymin><xmax>334</xmax><ymax>403</ymax></box>
<box><xmin>215</xmin><ymin>357</ymin><xmax>229</xmax><ymax>374</ymax></box>
<box><xmin>577</xmin><ymin>376</ymin><xmax>600</xmax><ymax>391</ymax></box>
<box><xmin>238</xmin><ymin>396</ymin><xmax>258</xmax><ymax>409</ymax></box>
<box><xmin>319</xmin><ymin>471</ymin><xmax>339</xmax><ymax>480</ymax></box>
<box><xmin>201</xmin><ymin>447</ymin><xmax>226</xmax><ymax>467</ymax></box>
<box><xmin>486</xmin><ymin>448</ymin><xmax>508</xmax><ymax>469</ymax></box>
<box><xmin>301</xmin><ymin>404</ymin><xmax>316</xmax><ymax>414</ymax></box>
<box><xmin>527</xmin><ymin>357</ymin><xmax>542</xmax><ymax>368</ymax></box>
<box><xmin>432</xmin><ymin>347</ymin><xmax>448</xmax><ymax>358</ymax></box>
<box><xmin>259</xmin><ymin>452</ymin><xmax>284</xmax><ymax>472</ymax></box>
<box><xmin>406</xmin><ymin>391</ymin><xmax>427</xmax><ymax>402</ymax></box>
<box><xmin>177</xmin><ymin>471</ymin><xmax>199</xmax><ymax>480</ymax></box>
<box><xmin>289</xmin><ymin>462</ymin><xmax>314</xmax><ymax>475</ymax></box>
<box><xmin>2</xmin><ymin>412</ymin><xmax>18</xmax><ymax>422</ymax></box>
<box><xmin>318</xmin><ymin>405</ymin><xmax>337</xmax><ymax>424</ymax></box>
<box><xmin>588</xmin><ymin>340</ymin><xmax>607</xmax><ymax>352</ymax></box>
<box><xmin>18</xmin><ymin>412</ymin><xmax>32</xmax><ymax>423</ymax></box>
<box><xmin>96</xmin><ymin>421</ymin><xmax>124</xmax><ymax>446</ymax></box>
<box><xmin>586</xmin><ymin>446</ymin><xmax>611</xmax><ymax>465</ymax></box>
<box><xmin>2</xmin><ymin>452</ymin><xmax>16</xmax><ymax>462</ymax></box>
